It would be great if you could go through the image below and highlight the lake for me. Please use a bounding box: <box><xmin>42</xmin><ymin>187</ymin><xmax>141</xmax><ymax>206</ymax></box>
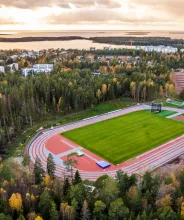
<box><xmin>0</xmin><ymin>30</ymin><xmax>184</xmax><ymax>50</ymax></box>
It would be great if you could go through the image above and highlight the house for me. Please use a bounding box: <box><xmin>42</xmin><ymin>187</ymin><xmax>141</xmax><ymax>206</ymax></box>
<box><xmin>22</xmin><ymin>68</ymin><xmax>34</xmax><ymax>77</ymax></box>
<box><xmin>85</xmin><ymin>53</ymin><xmax>95</xmax><ymax>62</ymax></box>
<box><xmin>0</xmin><ymin>66</ymin><xmax>5</xmax><ymax>73</ymax></box>
<box><xmin>103</xmin><ymin>46</ymin><xmax>112</xmax><ymax>51</ymax></box>
<box><xmin>8</xmin><ymin>63</ymin><xmax>19</xmax><ymax>72</ymax></box>
<box><xmin>90</xmin><ymin>47</ymin><xmax>96</xmax><ymax>51</ymax></box>
<box><xmin>77</xmin><ymin>56</ymin><xmax>84</xmax><ymax>61</ymax></box>
<box><xmin>93</xmin><ymin>72</ymin><xmax>101</xmax><ymax>76</ymax></box>
<box><xmin>33</xmin><ymin>64</ymin><xmax>53</xmax><ymax>72</ymax></box>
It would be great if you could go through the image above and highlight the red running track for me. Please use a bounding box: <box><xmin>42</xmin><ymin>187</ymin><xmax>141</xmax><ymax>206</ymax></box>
<box><xmin>27</xmin><ymin>105</ymin><xmax>184</xmax><ymax>180</ymax></box>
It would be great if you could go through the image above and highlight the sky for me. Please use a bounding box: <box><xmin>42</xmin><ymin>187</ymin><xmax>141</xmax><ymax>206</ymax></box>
<box><xmin>0</xmin><ymin>0</ymin><xmax>183</xmax><ymax>30</ymax></box>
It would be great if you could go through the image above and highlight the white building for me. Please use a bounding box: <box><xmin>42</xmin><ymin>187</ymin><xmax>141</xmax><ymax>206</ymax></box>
<box><xmin>22</xmin><ymin>64</ymin><xmax>53</xmax><ymax>77</ymax></box>
<box><xmin>181</xmin><ymin>49</ymin><xmax>184</xmax><ymax>52</ymax></box>
<box><xmin>0</xmin><ymin>66</ymin><xmax>5</xmax><ymax>73</ymax></box>
<box><xmin>144</xmin><ymin>45</ymin><xmax>178</xmax><ymax>53</ymax></box>
<box><xmin>90</xmin><ymin>47</ymin><xmax>96</xmax><ymax>51</ymax></box>
<box><xmin>103</xmin><ymin>46</ymin><xmax>112</xmax><ymax>51</ymax></box>
<box><xmin>8</xmin><ymin>63</ymin><xmax>19</xmax><ymax>72</ymax></box>
<box><xmin>33</xmin><ymin>64</ymin><xmax>53</xmax><ymax>72</ymax></box>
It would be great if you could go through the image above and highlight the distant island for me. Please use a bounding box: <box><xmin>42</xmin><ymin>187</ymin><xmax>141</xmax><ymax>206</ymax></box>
<box><xmin>0</xmin><ymin>36</ymin><xmax>85</xmax><ymax>42</ymax></box>
<box><xmin>0</xmin><ymin>36</ymin><xmax>184</xmax><ymax>47</ymax></box>
<box><xmin>89</xmin><ymin>36</ymin><xmax>184</xmax><ymax>46</ymax></box>
<box><xmin>125</xmin><ymin>31</ymin><xmax>150</xmax><ymax>35</ymax></box>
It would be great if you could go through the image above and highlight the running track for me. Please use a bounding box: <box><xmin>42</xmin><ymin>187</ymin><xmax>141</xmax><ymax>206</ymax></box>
<box><xmin>27</xmin><ymin>105</ymin><xmax>184</xmax><ymax>180</ymax></box>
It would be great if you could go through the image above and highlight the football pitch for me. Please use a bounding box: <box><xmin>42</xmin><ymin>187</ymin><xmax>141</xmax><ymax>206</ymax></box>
<box><xmin>62</xmin><ymin>111</ymin><xmax>184</xmax><ymax>165</ymax></box>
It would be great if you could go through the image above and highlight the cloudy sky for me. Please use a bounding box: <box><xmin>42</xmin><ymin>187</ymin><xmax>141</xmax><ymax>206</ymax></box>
<box><xmin>0</xmin><ymin>0</ymin><xmax>183</xmax><ymax>30</ymax></box>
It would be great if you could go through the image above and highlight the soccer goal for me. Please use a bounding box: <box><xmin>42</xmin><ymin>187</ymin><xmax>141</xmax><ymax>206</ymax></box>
<box><xmin>151</xmin><ymin>102</ymin><xmax>162</xmax><ymax>113</ymax></box>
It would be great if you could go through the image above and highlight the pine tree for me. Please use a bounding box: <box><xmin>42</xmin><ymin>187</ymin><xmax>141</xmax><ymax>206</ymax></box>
<box><xmin>63</xmin><ymin>178</ymin><xmax>70</xmax><ymax>197</ymax></box>
<box><xmin>49</xmin><ymin>202</ymin><xmax>59</xmax><ymax>220</ymax></box>
<box><xmin>73</xmin><ymin>170</ymin><xmax>82</xmax><ymax>185</ymax></box>
<box><xmin>34</xmin><ymin>157</ymin><xmax>44</xmax><ymax>184</ymax></box>
<box><xmin>47</xmin><ymin>153</ymin><xmax>56</xmax><ymax>179</ymax></box>
<box><xmin>17</xmin><ymin>214</ymin><xmax>26</xmax><ymax>220</ymax></box>
<box><xmin>38</xmin><ymin>191</ymin><xmax>52</xmax><ymax>220</ymax></box>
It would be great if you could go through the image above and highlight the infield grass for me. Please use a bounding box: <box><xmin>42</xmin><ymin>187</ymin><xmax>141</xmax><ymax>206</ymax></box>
<box><xmin>62</xmin><ymin>111</ymin><xmax>184</xmax><ymax>164</ymax></box>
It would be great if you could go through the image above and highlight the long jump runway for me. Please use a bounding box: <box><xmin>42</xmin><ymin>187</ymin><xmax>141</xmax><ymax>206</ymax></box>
<box><xmin>27</xmin><ymin>105</ymin><xmax>184</xmax><ymax>180</ymax></box>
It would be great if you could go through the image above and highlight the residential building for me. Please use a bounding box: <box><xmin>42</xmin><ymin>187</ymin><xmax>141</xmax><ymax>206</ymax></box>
<box><xmin>8</xmin><ymin>63</ymin><xmax>19</xmax><ymax>72</ymax></box>
<box><xmin>90</xmin><ymin>47</ymin><xmax>96</xmax><ymax>51</ymax></box>
<box><xmin>103</xmin><ymin>46</ymin><xmax>112</xmax><ymax>51</ymax></box>
<box><xmin>144</xmin><ymin>45</ymin><xmax>178</xmax><ymax>53</ymax></box>
<box><xmin>0</xmin><ymin>66</ymin><xmax>5</xmax><ymax>73</ymax></box>
<box><xmin>22</xmin><ymin>64</ymin><xmax>53</xmax><ymax>77</ymax></box>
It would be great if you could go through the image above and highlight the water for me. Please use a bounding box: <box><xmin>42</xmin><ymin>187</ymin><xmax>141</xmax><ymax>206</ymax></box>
<box><xmin>0</xmin><ymin>30</ymin><xmax>184</xmax><ymax>50</ymax></box>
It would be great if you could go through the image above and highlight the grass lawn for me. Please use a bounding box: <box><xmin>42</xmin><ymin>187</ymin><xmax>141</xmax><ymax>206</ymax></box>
<box><xmin>63</xmin><ymin>111</ymin><xmax>184</xmax><ymax>165</ymax></box>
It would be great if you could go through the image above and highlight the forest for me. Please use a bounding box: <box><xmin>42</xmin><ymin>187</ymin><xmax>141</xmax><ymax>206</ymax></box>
<box><xmin>90</xmin><ymin>37</ymin><xmax>184</xmax><ymax>47</ymax></box>
<box><xmin>0</xmin><ymin>153</ymin><xmax>184</xmax><ymax>219</ymax></box>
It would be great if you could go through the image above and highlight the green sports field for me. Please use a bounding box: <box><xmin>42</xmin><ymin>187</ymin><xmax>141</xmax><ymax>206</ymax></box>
<box><xmin>62</xmin><ymin>111</ymin><xmax>184</xmax><ymax>164</ymax></box>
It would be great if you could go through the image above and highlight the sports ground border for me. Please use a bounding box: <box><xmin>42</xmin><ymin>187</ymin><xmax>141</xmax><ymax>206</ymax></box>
<box><xmin>26</xmin><ymin>104</ymin><xmax>184</xmax><ymax>180</ymax></box>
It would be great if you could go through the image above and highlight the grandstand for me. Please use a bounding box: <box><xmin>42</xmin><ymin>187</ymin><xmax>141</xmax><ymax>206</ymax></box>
<box><xmin>166</xmin><ymin>98</ymin><xmax>184</xmax><ymax>107</ymax></box>
<box><xmin>174</xmin><ymin>72</ymin><xmax>184</xmax><ymax>94</ymax></box>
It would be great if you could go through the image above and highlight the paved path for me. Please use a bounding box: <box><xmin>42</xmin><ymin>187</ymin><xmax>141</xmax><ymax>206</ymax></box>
<box><xmin>27</xmin><ymin>104</ymin><xmax>184</xmax><ymax>180</ymax></box>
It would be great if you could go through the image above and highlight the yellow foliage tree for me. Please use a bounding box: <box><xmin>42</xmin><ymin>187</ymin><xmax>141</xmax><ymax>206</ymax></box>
<box><xmin>44</xmin><ymin>175</ymin><xmax>51</xmax><ymax>186</ymax></box>
<box><xmin>101</xmin><ymin>84</ymin><xmax>107</xmax><ymax>95</ymax></box>
<box><xmin>96</xmin><ymin>89</ymin><xmax>101</xmax><ymax>101</ymax></box>
<box><xmin>181</xmin><ymin>202</ymin><xmax>184</xmax><ymax>220</ymax></box>
<box><xmin>35</xmin><ymin>216</ymin><xmax>43</xmax><ymax>220</ymax></box>
<box><xmin>130</xmin><ymin>81</ymin><xmax>136</xmax><ymax>99</ymax></box>
<box><xmin>68</xmin><ymin>82</ymin><xmax>73</xmax><ymax>87</ymax></box>
<box><xmin>9</xmin><ymin>193</ymin><xmax>23</xmax><ymax>212</ymax></box>
<box><xmin>156</xmin><ymin>194</ymin><xmax>172</xmax><ymax>208</ymax></box>
<box><xmin>159</xmin><ymin>86</ymin><xmax>164</xmax><ymax>97</ymax></box>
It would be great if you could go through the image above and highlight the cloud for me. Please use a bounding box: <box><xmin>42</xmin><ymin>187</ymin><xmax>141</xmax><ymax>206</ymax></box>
<box><xmin>0</xmin><ymin>0</ymin><xmax>121</xmax><ymax>9</ymax></box>
<box><xmin>0</xmin><ymin>0</ymin><xmax>184</xmax><ymax>30</ymax></box>
<box><xmin>131</xmin><ymin>0</ymin><xmax>184</xmax><ymax>18</ymax></box>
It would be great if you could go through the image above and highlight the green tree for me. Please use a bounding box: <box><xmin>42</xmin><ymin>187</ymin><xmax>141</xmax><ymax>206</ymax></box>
<box><xmin>179</xmin><ymin>169</ymin><xmax>184</xmax><ymax>193</ymax></box>
<box><xmin>49</xmin><ymin>202</ymin><xmax>59</xmax><ymax>220</ymax></box>
<box><xmin>156</xmin><ymin>207</ymin><xmax>177</xmax><ymax>220</ymax></box>
<box><xmin>0</xmin><ymin>213</ymin><xmax>12</xmax><ymax>220</ymax></box>
<box><xmin>17</xmin><ymin>214</ymin><xmax>26</xmax><ymax>220</ymax></box>
<box><xmin>38</xmin><ymin>191</ymin><xmax>52</xmax><ymax>220</ymax></box>
<box><xmin>63</xmin><ymin>177</ymin><xmax>71</xmax><ymax>197</ymax></box>
<box><xmin>73</xmin><ymin>170</ymin><xmax>82</xmax><ymax>185</ymax></box>
<box><xmin>47</xmin><ymin>153</ymin><xmax>56</xmax><ymax>179</ymax></box>
<box><xmin>22</xmin><ymin>155</ymin><xmax>30</xmax><ymax>167</ymax></box>
<box><xmin>109</xmin><ymin>198</ymin><xmax>129</xmax><ymax>220</ymax></box>
<box><xmin>116</xmin><ymin>170</ymin><xmax>137</xmax><ymax>197</ymax></box>
<box><xmin>100</xmin><ymin>177</ymin><xmax>119</xmax><ymax>208</ymax></box>
<box><xmin>33</xmin><ymin>157</ymin><xmax>44</xmax><ymax>184</ymax></box>
<box><xmin>142</xmin><ymin>172</ymin><xmax>159</xmax><ymax>204</ymax></box>
<box><xmin>69</xmin><ymin>183</ymin><xmax>87</xmax><ymax>209</ymax></box>
<box><xmin>93</xmin><ymin>200</ymin><xmax>106</xmax><ymax>220</ymax></box>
